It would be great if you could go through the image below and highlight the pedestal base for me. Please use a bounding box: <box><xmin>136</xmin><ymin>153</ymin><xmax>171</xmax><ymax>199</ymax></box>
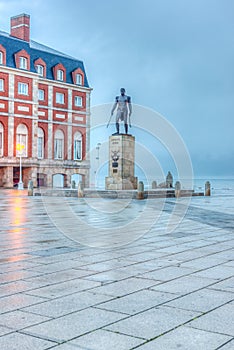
<box><xmin>105</xmin><ymin>134</ymin><xmax>138</xmax><ymax>190</ymax></box>
<box><xmin>105</xmin><ymin>176</ymin><xmax>138</xmax><ymax>190</ymax></box>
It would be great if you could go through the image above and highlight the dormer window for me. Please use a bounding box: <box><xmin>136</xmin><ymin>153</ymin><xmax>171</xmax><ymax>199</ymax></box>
<box><xmin>72</xmin><ymin>68</ymin><xmax>84</xmax><ymax>86</ymax></box>
<box><xmin>36</xmin><ymin>65</ymin><xmax>44</xmax><ymax>76</ymax></box>
<box><xmin>19</xmin><ymin>56</ymin><xmax>27</xmax><ymax>69</ymax></box>
<box><xmin>76</xmin><ymin>74</ymin><xmax>82</xmax><ymax>85</ymax></box>
<box><xmin>0</xmin><ymin>52</ymin><xmax>3</xmax><ymax>65</ymax></box>
<box><xmin>57</xmin><ymin>69</ymin><xmax>64</xmax><ymax>81</ymax></box>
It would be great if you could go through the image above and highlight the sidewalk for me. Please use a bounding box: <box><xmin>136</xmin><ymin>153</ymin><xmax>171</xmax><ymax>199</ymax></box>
<box><xmin>0</xmin><ymin>190</ymin><xmax>233</xmax><ymax>349</ymax></box>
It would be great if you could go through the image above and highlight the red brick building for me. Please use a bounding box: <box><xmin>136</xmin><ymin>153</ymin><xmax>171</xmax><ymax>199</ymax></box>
<box><xmin>0</xmin><ymin>14</ymin><xmax>91</xmax><ymax>188</ymax></box>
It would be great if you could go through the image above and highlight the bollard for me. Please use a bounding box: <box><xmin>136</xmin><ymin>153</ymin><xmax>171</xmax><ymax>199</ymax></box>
<box><xmin>78</xmin><ymin>181</ymin><xmax>84</xmax><ymax>198</ymax></box>
<box><xmin>152</xmin><ymin>180</ymin><xmax>157</xmax><ymax>189</ymax></box>
<box><xmin>166</xmin><ymin>171</ymin><xmax>173</xmax><ymax>188</ymax></box>
<box><xmin>28</xmin><ymin>180</ymin><xmax>34</xmax><ymax>196</ymax></box>
<box><xmin>175</xmin><ymin>181</ymin><xmax>181</xmax><ymax>198</ymax></box>
<box><xmin>205</xmin><ymin>181</ymin><xmax>211</xmax><ymax>196</ymax></box>
<box><xmin>137</xmin><ymin>181</ymin><xmax>144</xmax><ymax>200</ymax></box>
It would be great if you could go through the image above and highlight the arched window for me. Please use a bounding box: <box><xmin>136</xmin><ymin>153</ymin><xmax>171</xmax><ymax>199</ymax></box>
<box><xmin>16</xmin><ymin>124</ymin><xmax>28</xmax><ymax>157</ymax></box>
<box><xmin>54</xmin><ymin>129</ymin><xmax>64</xmax><ymax>160</ymax></box>
<box><xmin>37</xmin><ymin>127</ymin><xmax>44</xmax><ymax>159</ymax></box>
<box><xmin>74</xmin><ymin>131</ymin><xmax>82</xmax><ymax>160</ymax></box>
<box><xmin>0</xmin><ymin>123</ymin><xmax>4</xmax><ymax>157</ymax></box>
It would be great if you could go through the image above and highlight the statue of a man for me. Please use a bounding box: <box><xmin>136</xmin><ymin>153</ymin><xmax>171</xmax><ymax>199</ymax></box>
<box><xmin>110</xmin><ymin>88</ymin><xmax>132</xmax><ymax>134</ymax></box>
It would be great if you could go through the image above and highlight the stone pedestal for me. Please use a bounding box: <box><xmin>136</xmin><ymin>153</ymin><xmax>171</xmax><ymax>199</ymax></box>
<box><xmin>105</xmin><ymin>134</ymin><xmax>138</xmax><ymax>190</ymax></box>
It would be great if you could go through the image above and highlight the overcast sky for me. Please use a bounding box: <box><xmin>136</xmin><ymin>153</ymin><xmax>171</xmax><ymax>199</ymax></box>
<box><xmin>1</xmin><ymin>0</ymin><xmax>234</xmax><ymax>177</ymax></box>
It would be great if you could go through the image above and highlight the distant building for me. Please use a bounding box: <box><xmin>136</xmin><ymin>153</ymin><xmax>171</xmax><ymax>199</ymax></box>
<box><xmin>0</xmin><ymin>14</ymin><xmax>91</xmax><ymax>188</ymax></box>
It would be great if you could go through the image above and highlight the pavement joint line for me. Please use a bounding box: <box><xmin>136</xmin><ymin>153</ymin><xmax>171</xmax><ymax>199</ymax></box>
<box><xmin>215</xmin><ymin>338</ymin><xmax>234</xmax><ymax>349</ymax></box>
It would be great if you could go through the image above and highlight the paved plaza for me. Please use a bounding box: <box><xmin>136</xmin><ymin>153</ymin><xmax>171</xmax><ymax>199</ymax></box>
<box><xmin>0</xmin><ymin>190</ymin><xmax>233</xmax><ymax>349</ymax></box>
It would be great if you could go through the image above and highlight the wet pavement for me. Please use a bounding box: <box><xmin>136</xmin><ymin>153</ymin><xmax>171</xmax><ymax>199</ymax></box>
<box><xmin>0</xmin><ymin>189</ymin><xmax>233</xmax><ymax>349</ymax></box>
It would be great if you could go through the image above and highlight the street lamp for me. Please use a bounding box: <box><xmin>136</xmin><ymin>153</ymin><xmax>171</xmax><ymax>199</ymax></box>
<box><xmin>16</xmin><ymin>143</ymin><xmax>24</xmax><ymax>190</ymax></box>
<box><xmin>95</xmin><ymin>143</ymin><xmax>101</xmax><ymax>188</ymax></box>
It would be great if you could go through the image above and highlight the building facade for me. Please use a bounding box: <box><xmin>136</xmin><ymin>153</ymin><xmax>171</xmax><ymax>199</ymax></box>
<box><xmin>0</xmin><ymin>14</ymin><xmax>91</xmax><ymax>188</ymax></box>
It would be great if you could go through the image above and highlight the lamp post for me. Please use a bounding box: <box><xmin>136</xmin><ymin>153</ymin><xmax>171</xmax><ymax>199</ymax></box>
<box><xmin>16</xmin><ymin>143</ymin><xmax>24</xmax><ymax>190</ymax></box>
<box><xmin>95</xmin><ymin>143</ymin><xmax>101</xmax><ymax>188</ymax></box>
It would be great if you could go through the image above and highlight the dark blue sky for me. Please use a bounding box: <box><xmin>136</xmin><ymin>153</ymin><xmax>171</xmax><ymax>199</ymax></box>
<box><xmin>1</xmin><ymin>0</ymin><xmax>234</xmax><ymax>176</ymax></box>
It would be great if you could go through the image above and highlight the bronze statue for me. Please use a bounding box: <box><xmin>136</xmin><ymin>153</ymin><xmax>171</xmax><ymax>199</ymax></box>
<box><xmin>107</xmin><ymin>88</ymin><xmax>132</xmax><ymax>134</ymax></box>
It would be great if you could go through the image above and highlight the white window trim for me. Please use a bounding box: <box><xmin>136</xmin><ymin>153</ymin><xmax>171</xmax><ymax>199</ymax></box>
<box><xmin>54</xmin><ymin>138</ymin><xmax>64</xmax><ymax>160</ymax></box>
<box><xmin>36</xmin><ymin>64</ymin><xmax>44</xmax><ymax>76</ymax></box>
<box><xmin>56</xmin><ymin>92</ymin><xmax>65</xmax><ymax>104</ymax></box>
<box><xmin>0</xmin><ymin>52</ymin><xmax>3</xmax><ymax>65</ymax></box>
<box><xmin>74</xmin><ymin>96</ymin><xmax>82</xmax><ymax>107</ymax></box>
<box><xmin>57</xmin><ymin>69</ymin><xmax>64</xmax><ymax>81</ymax></box>
<box><xmin>0</xmin><ymin>125</ymin><xmax>3</xmax><ymax>157</ymax></box>
<box><xmin>38</xmin><ymin>89</ymin><xmax>45</xmax><ymax>101</ymax></box>
<box><xmin>76</xmin><ymin>73</ymin><xmax>82</xmax><ymax>85</ymax></box>
<box><xmin>0</xmin><ymin>79</ymin><xmax>4</xmax><ymax>92</ymax></box>
<box><xmin>37</xmin><ymin>128</ymin><xmax>44</xmax><ymax>159</ymax></box>
<box><xmin>37</xmin><ymin>137</ymin><xmax>44</xmax><ymax>159</ymax></box>
<box><xmin>19</xmin><ymin>56</ymin><xmax>27</xmax><ymax>69</ymax></box>
<box><xmin>18</xmin><ymin>82</ymin><xmax>28</xmax><ymax>95</ymax></box>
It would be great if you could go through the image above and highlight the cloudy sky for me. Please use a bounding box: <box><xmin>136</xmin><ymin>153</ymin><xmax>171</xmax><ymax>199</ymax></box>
<box><xmin>1</xmin><ymin>0</ymin><xmax>233</xmax><ymax>177</ymax></box>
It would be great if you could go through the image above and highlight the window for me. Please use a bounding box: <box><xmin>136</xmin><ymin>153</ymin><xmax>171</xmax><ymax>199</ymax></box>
<box><xmin>57</xmin><ymin>69</ymin><xmax>64</xmax><ymax>81</ymax></box>
<box><xmin>76</xmin><ymin>74</ymin><xmax>82</xmax><ymax>85</ymax></box>
<box><xmin>36</xmin><ymin>65</ymin><xmax>44</xmax><ymax>76</ymax></box>
<box><xmin>74</xmin><ymin>132</ymin><xmax>82</xmax><ymax>160</ymax></box>
<box><xmin>0</xmin><ymin>123</ymin><xmax>3</xmax><ymax>157</ymax></box>
<box><xmin>56</xmin><ymin>92</ymin><xmax>65</xmax><ymax>104</ymax></box>
<box><xmin>74</xmin><ymin>96</ymin><xmax>82</xmax><ymax>107</ymax></box>
<box><xmin>38</xmin><ymin>89</ymin><xmax>45</xmax><ymax>101</ymax></box>
<box><xmin>18</xmin><ymin>82</ymin><xmax>28</xmax><ymax>95</ymax></box>
<box><xmin>19</xmin><ymin>56</ymin><xmax>27</xmax><ymax>69</ymax></box>
<box><xmin>54</xmin><ymin>130</ymin><xmax>64</xmax><ymax>160</ymax></box>
<box><xmin>37</xmin><ymin>127</ymin><xmax>44</xmax><ymax>159</ymax></box>
<box><xmin>0</xmin><ymin>52</ymin><xmax>3</xmax><ymax>64</ymax></box>
<box><xmin>0</xmin><ymin>79</ymin><xmax>4</xmax><ymax>92</ymax></box>
<box><xmin>16</xmin><ymin>124</ymin><xmax>28</xmax><ymax>157</ymax></box>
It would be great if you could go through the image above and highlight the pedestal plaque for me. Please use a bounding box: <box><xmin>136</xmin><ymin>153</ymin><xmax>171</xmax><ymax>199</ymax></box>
<box><xmin>105</xmin><ymin>134</ymin><xmax>138</xmax><ymax>190</ymax></box>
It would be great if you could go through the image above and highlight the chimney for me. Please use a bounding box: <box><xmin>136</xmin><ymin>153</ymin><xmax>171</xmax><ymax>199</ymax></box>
<box><xmin>10</xmin><ymin>14</ymin><xmax>30</xmax><ymax>42</ymax></box>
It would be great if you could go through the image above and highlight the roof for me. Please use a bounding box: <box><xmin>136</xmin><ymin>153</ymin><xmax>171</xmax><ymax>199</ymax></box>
<box><xmin>0</xmin><ymin>30</ymin><xmax>89</xmax><ymax>87</ymax></box>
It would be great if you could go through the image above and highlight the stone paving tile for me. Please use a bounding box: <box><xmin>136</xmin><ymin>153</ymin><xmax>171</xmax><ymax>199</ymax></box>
<box><xmin>50</xmin><ymin>344</ymin><xmax>89</xmax><ymax>350</ymax></box>
<box><xmin>69</xmin><ymin>329</ymin><xmax>145</xmax><ymax>350</ymax></box>
<box><xmin>208</xmin><ymin>277</ymin><xmax>234</xmax><ymax>293</ymax></box>
<box><xmin>23</xmin><ymin>268</ymin><xmax>96</xmax><ymax>288</ymax></box>
<box><xmin>135</xmin><ymin>326</ymin><xmax>232</xmax><ymax>349</ymax></box>
<box><xmin>105</xmin><ymin>305</ymin><xmax>200</xmax><ymax>339</ymax></box>
<box><xmin>90</xmin><ymin>277</ymin><xmax>158</xmax><ymax>298</ymax></box>
<box><xmin>187</xmin><ymin>302</ymin><xmax>234</xmax><ymax>336</ymax></box>
<box><xmin>139</xmin><ymin>266</ymin><xmax>195</xmax><ymax>281</ymax></box>
<box><xmin>0</xmin><ymin>332</ymin><xmax>56</xmax><ymax>350</ymax></box>
<box><xmin>22</xmin><ymin>291</ymin><xmax>114</xmax><ymax>318</ymax></box>
<box><xmin>25</xmin><ymin>278</ymin><xmax>101</xmax><ymax>299</ymax></box>
<box><xmin>0</xmin><ymin>310</ymin><xmax>51</xmax><ymax>330</ymax></box>
<box><xmin>0</xmin><ymin>280</ymin><xmax>42</xmax><ymax>298</ymax></box>
<box><xmin>166</xmin><ymin>288</ymin><xmax>234</xmax><ymax>312</ymax></box>
<box><xmin>96</xmin><ymin>289</ymin><xmax>177</xmax><ymax>315</ymax></box>
<box><xmin>0</xmin><ymin>293</ymin><xmax>47</xmax><ymax>313</ymax></box>
<box><xmin>23</xmin><ymin>307</ymin><xmax>127</xmax><ymax>343</ymax></box>
<box><xmin>149</xmin><ymin>275</ymin><xmax>217</xmax><ymax>295</ymax></box>
<box><xmin>192</xmin><ymin>264</ymin><xmax>234</xmax><ymax>280</ymax></box>
<box><xmin>180</xmin><ymin>256</ymin><xmax>229</xmax><ymax>269</ymax></box>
